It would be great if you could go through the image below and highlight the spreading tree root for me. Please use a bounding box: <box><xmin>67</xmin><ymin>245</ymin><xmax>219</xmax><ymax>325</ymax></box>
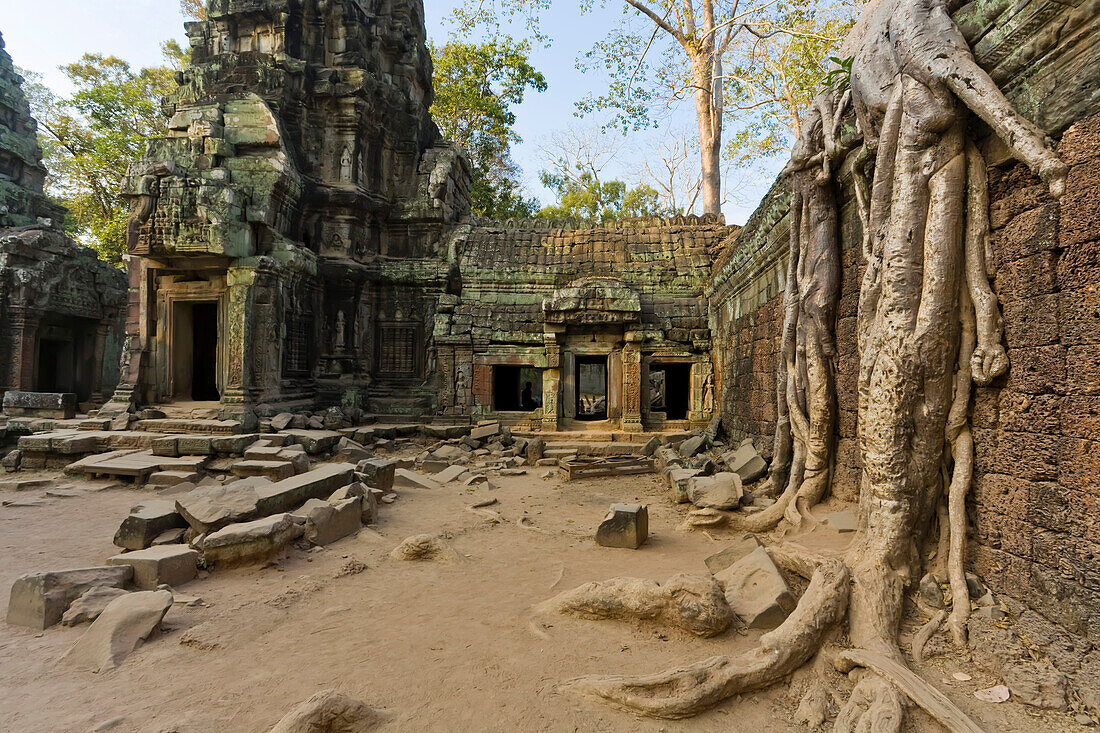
<box><xmin>559</xmin><ymin>560</ymin><xmax>848</xmax><ymax>719</ymax></box>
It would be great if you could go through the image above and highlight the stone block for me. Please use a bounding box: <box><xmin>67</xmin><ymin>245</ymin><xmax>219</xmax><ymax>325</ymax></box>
<box><xmin>668</xmin><ymin>468</ymin><xmax>701</xmax><ymax>503</ymax></box>
<box><xmin>202</xmin><ymin>513</ymin><xmax>305</xmax><ymax>567</ymax></box>
<box><xmin>270</xmin><ymin>413</ymin><xmax>294</xmax><ymax>430</ymax></box>
<box><xmin>176</xmin><ymin>436</ymin><xmax>213</xmax><ymax>455</ymax></box>
<box><xmin>297</xmin><ymin>496</ymin><xmax>361</xmax><ymax>546</ymax></box>
<box><xmin>704</xmin><ymin>533</ymin><xmax>762</xmax><ymax>574</ymax></box>
<box><xmin>393</xmin><ymin>469</ymin><xmax>441</xmax><ymax>490</ymax></box>
<box><xmin>470</xmin><ymin>421</ymin><xmax>501</xmax><ymax>441</ymax></box>
<box><xmin>113</xmin><ymin>499</ymin><xmax>188</xmax><ymax>550</ymax></box>
<box><xmin>151</xmin><ymin>436</ymin><xmax>180</xmax><ymax>457</ymax></box>
<box><xmin>356</xmin><ymin>458</ymin><xmax>396</xmax><ymax>491</ymax></box>
<box><xmin>108</xmin><ymin>545</ymin><xmax>199</xmax><ymax>590</ymax></box>
<box><xmin>687</xmin><ymin>472</ymin><xmax>743</xmax><ymax>510</ymax></box>
<box><xmin>596</xmin><ymin>503</ymin><xmax>649</xmax><ymax>549</ymax></box>
<box><xmin>435</xmin><ymin>465</ymin><xmax>469</xmax><ymax>483</ymax></box>
<box><xmin>282</xmin><ymin>429</ymin><xmax>341</xmax><ymax>454</ymax></box>
<box><xmin>2</xmin><ymin>391</ymin><xmax>76</xmax><ymax>419</ymax></box>
<box><xmin>254</xmin><ymin>463</ymin><xmax>356</xmax><ymax>516</ymax></box>
<box><xmin>679</xmin><ymin>435</ymin><xmax>707</xmax><ymax>457</ymax></box>
<box><xmin>148</xmin><ymin>470</ymin><xmax>200</xmax><ymax>487</ymax></box>
<box><xmin>722</xmin><ymin>445</ymin><xmax>767</xmax><ymax>484</ymax></box>
<box><xmin>715</xmin><ymin>546</ymin><xmax>795</xmax><ymax>629</ymax></box>
<box><xmin>61</xmin><ymin>586</ymin><xmax>130</xmax><ymax>626</ymax></box>
<box><xmin>421</xmin><ymin>459</ymin><xmax>449</xmax><ymax>473</ymax></box>
<box><xmin>6</xmin><ymin>566</ymin><xmax>133</xmax><ymax>629</ymax></box>
<box><xmin>230</xmin><ymin>459</ymin><xmax>296</xmax><ymax>481</ymax></box>
<box><xmin>211</xmin><ymin>433</ymin><xmax>259</xmax><ymax>454</ymax></box>
<box><xmin>61</xmin><ymin>590</ymin><xmax>173</xmax><ymax>672</ymax></box>
<box><xmin>175</xmin><ymin>482</ymin><xmax>263</xmax><ymax>533</ymax></box>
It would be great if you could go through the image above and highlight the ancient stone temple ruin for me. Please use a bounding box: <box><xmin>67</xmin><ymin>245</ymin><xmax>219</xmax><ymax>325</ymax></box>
<box><xmin>0</xmin><ymin>32</ymin><xmax>126</xmax><ymax>415</ymax></box>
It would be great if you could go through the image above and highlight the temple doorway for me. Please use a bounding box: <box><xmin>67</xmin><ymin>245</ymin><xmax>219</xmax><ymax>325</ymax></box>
<box><xmin>172</xmin><ymin>300</ymin><xmax>220</xmax><ymax>401</ymax></box>
<box><xmin>649</xmin><ymin>363</ymin><xmax>691</xmax><ymax>420</ymax></box>
<box><xmin>575</xmin><ymin>356</ymin><xmax>608</xmax><ymax>420</ymax></box>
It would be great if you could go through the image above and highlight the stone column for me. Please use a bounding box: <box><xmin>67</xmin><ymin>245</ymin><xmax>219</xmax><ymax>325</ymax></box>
<box><xmin>689</xmin><ymin>359</ymin><xmax>714</xmax><ymax>427</ymax></box>
<box><xmin>88</xmin><ymin>322</ymin><xmax>110</xmax><ymax>404</ymax></box>
<box><xmin>7</xmin><ymin>306</ymin><xmax>40</xmax><ymax>392</ymax></box>
<box><xmin>220</xmin><ymin>266</ymin><xmax>257</xmax><ymax>429</ymax></box>
<box><xmin>541</xmin><ymin>330</ymin><xmax>562</xmax><ymax>432</ymax></box>
<box><xmin>620</xmin><ymin>332</ymin><xmax>643</xmax><ymax>433</ymax></box>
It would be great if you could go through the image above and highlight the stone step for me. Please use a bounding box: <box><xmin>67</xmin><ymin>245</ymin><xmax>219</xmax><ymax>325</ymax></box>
<box><xmin>230</xmin><ymin>460</ymin><xmax>296</xmax><ymax>481</ymax></box>
<box><xmin>542</xmin><ymin>442</ymin><xmax>647</xmax><ymax>457</ymax></box>
<box><xmin>133</xmin><ymin>418</ymin><xmax>241</xmax><ymax>435</ymax></box>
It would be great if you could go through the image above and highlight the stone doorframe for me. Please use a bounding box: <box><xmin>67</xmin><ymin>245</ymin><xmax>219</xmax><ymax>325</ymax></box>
<box><xmin>152</xmin><ymin>275</ymin><xmax>229</xmax><ymax>404</ymax></box>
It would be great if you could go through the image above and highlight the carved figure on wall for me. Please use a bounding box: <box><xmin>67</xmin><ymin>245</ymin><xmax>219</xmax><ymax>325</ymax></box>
<box><xmin>334</xmin><ymin>310</ymin><xmax>346</xmax><ymax>350</ymax></box>
<box><xmin>454</xmin><ymin>368</ymin><xmax>468</xmax><ymax>407</ymax></box>
<box><xmin>702</xmin><ymin>373</ymin><xmax>714</xmax><ymax>413</ymax></box>
<box><xmin>339</xmin><ymin>144</ymin><xmax>354</xmax><ymax>182</ymax></box>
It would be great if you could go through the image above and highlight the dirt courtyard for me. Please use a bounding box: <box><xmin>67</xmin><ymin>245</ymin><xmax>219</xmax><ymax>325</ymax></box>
<box><xmin>0</xmin><ymin>460</ymin><xmax>1085</xmax><ymax>732</ymax></box>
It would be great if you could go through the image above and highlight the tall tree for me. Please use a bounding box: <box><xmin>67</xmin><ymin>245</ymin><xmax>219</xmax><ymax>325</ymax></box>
<box><xmin>21</xmin><ymin>53</ymin><xmax>177</xmax><ymax>263</ymax></box>
<box><xmin>451</xmin><ymin>0</ymin><xmax>852</xmax><ymax>216</ymax></box>
<box><xmin>430</xmin><ymin>38</ymin><xmax>547</xmax><ymax>219</ymax></box>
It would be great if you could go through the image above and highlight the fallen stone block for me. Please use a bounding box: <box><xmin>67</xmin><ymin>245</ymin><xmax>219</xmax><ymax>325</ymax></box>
<box><xmin>3</xmin><ymin>390</ymin><xmax>76</xmax><ymax>419</ymax></box>
<box><xmin>278</xmin><ymin>448</ymin><xmax>310</xmax><ymax>474</ymax></box>
<box><xmin>687</xmin><ymin>472</ymin><xmax>743</xmax><ymax>510</ymax></box>
<box><xmin>431</xmin><ymin>444</ymin><xmax>467</xmax><ymax>462</ymax></box>
<box><xmin>7</xmin><ymin>566</ymin><xmax>133</xmax><ymax>629</ymax></box>
<box><xmin>61</xmin><ymin>586</ymin><xmax>130</xmax><ymax>626</ymax></box>
<box><xmin>722</xmin><ymin>445</ymin><xmax>768</xmax><ymax>484</ymax></box>
<box><xmin>654</xmin><ymin>446</ymin><xmax>681</xmax><ymax>471</ymax></box>
<box><xmin>435</xmin><ymin>465</ymin><xmax>469</xmax><ymax>484</ymax></box>
<box><xmin>114</xmin><ymin>499</ymin><xmax>188</xmax><ymax>550</ymax></box>
<box><xmin>202</xmin><ymin>513</ymin><xmax>304</xmax><ymax>567</ymax></box>
<box><xmin>596</xmin><ymin>503</ymin><xmax>649</xmax><ymax>549</ymax></box>
<box><xmin>151</xmin><ymin>528</ymin><xmax>187</xmax><ymax>546</ymax></box>
<box><xmin>715</xmin><ymin>546</ymin><xmax>795</xmax><ymax>629</ymax></box>
<box><xmin>356</xmin><ymin>458</ymin><xmax>396</xmax><ymax>491</ymax></box>
<box><xmin>704</xmin><ymin>533</ymin><xmax>762</xmax><ymax>574</ymax></box>
<box><xmin>147</xmin><ymin>470</ymin><xmax>200</xmax><ymax>487</ymax></box>
<box><xmin>393</xmin><ymin>469</ymin><xmax>440</xmax><ymax>490</ymax></box>
<box><xmin>107</xmin><ymin>545</ymin><xmax>199</xmax><ymax>590</ymax></box>
<box><xmin>470</xmin><ymin>421</ymin><xmax>501</xmax><ymax>441</ymax></box>
<box><xmin>61</xmin><ymin>589</ymin><xmax>173</xmax><ymax>672</ymax></box>
<box><xmin>421</xmin><ymin>459</ymin><xmax>449</xmax><ymax>473</ymax></box>
<box><xmin>176</xmin><ymin>436</ymin><xmax>213</xmax><ymax>455</ymax></box>
<box><xmin>679</xmin><ymin>434</ymin><xmax>707</xmax><ymax>458</ymax></box>
<box><xmin>253</xmin><ymin>463</ymin><xmax>356</xmax><ymax>516</ymax></box>
<box><xmin>295</xmin><ymin>496</ymin><xmax>361</xmax><ymax>546</ymax></box>
<box><xmin>175</xmin><ymin>482</ymin><xmax>263</xmax><ymax>534</ymax></box>
<box><xmin>667</xmin><ymin>468</ymin><xmax>701</xmax><ymax>503</ymax></box>
<box><xmin>1</xmin><ymin>449</ymin><xmax>21</xmax><ymax>471</ymax></box>
<box><xmin>329</xmin><ymin>482</ymin><xmax>376</xmax><ymax>524</ymax></box>
<box><xmin>150</xmin><ymin>436</ymin><xmax>181</xmax><ymax>458</ymax></box>
<box><xmin>231</xmin><ymin>459</ymin><xmax>296</xmax><ymax>481</ymax></box>
<box><xmin>525</xmin><ymin>437</ymin><xmax>545</xmax><ymax>463</ymax></box>
<box><xmin>243</xmin><ymin>444</ymin><xmax>283</xmax><ymax>460</ymax></box>
<box><xmin>281</xmin><ymin>429</ymin><xmax>341</xmax><ymax>454</ymax></box>
<box><xmin>642</xmin><ymin>436</ymin><xmax>661</xmax><ymax>457</ymax></box>
<box><xmin>270</xmin><ymin>412</ymin><xmax>294</xmax><ymax>431</ymax></box>
<box><xmin>211</xmin><ymin>433</ymin><xmax>259</xmax><ymax>455</ymax></box>
<box><xmin>421</xmin><ymin>424</ymin><xmax>470</xmax><ymax>439</ymax></box>
<box><xmin>269</xmin><ymin>689</ymin><xmax>381</xmax><ymax>733</ymax></box>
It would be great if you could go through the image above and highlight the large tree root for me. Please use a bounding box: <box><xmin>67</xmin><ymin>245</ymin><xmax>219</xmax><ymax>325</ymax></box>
<box><xmin>559</xmin><ymin>560</ymin><xmax>848</xmax><ymax>719</ymax></box>
<box><xmin>836</xmin><ymin>650</ymin><xmax>987</xmax><ymax>732</ymax></box>
<box><xmin>538</xmin><ymin>574</ymin><xmax>734</xmax><ymax>638</ymax></box>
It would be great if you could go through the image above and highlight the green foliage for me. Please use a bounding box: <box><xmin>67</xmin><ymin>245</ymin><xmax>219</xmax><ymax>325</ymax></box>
<box><xmin>824</xmin><ymin>55</ymin><xmax>854</xmax><ymax>92</ymax></box>
<box><xmin>21</xmin><ymin>53</ymin><xmax>176</xmax><ymax>264</ymax></box>
<box><xmin>537</xmin><ymin>170</ymin><xmax>665</xmax><ymax>223</ymax></box>
<box><xmin>430</xmin><ymin>38</ymin><xmax>547</xmax><ymax>219</ymax></box>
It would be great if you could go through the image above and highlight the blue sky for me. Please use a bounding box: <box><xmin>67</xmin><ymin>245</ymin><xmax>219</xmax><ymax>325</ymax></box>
<box><xmin>0</xmin><ymin>0</ymin><xmax>780</xmax><ymax>223</ymax></box>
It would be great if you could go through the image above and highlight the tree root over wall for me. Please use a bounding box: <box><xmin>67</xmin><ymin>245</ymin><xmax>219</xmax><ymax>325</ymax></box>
<box><xmin>556</xmin><ymin>0</ymin><xmax>1070</xmax><ymax>728</ymax></box>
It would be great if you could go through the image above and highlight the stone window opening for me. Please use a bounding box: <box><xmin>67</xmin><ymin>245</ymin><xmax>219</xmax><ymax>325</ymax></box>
<box><xmin>492</xmin><ymin>366</ymin><xmax>543</xmax><ymax>412</ymax></box>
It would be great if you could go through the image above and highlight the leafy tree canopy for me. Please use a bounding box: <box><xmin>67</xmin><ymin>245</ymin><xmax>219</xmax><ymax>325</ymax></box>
<box><xmin>430</xmin><ymin>38</ymin><xmax>547</xmax><ymax>219</ymax></box>
<box><xmin>21</xmin><ymin>48</ymin><xmax>180</xmax><ymax>264</ymax></box>
<box><xmin>537</xmin><ymin>170</ymin><xmax>665</xmax><ymax>223</ymax></box>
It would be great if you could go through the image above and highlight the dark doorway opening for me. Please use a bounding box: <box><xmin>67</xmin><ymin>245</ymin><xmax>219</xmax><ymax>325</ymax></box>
<box><xmin>191</xmin><ymin>302</ymin><xmax>220</xmax><ymax>401</ymax></box>
<box><xmin>649</xmin><ymin>363</ymin><xmax>691</xmax><ymax>420</ymax></box>
<box><xmin>492</xmin><ymin>366</ymin><xmax>543</xmax><ymax>411</ymax></box>
<box><xmin>575</xmin><ymin>356</ymin><xmax>608</xmax><ymax>420</ymax></box>
<box><xmin>36</xmin><ymin>338</ymin><xmax>72</xmax><ymax>393</ymax></box>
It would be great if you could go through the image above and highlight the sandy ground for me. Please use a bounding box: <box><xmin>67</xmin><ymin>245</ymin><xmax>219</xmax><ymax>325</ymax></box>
<box><xmin>0</xmin><ymin>458</ymin><xmax>1087</xmax><ymax>732</ymax></box>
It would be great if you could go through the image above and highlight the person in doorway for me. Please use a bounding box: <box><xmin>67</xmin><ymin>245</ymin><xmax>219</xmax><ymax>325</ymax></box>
<box><xmin>521</xmin><ymin>381</ymin><xmax>535</xmax><ymax>410</ymax></box>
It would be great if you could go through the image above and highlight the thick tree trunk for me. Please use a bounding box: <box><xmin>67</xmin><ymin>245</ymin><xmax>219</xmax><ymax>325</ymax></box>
<box><xmin>692</xmin><ymin>56</ymin><xmax>723</xmax><ymax>216</ymax></box>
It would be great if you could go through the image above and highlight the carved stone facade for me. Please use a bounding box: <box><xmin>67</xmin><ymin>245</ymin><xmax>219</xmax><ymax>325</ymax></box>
<box><xmin>0</xmin><ymin>31</ymin><xmax>127</xmax><ymax>408</ymax></box>
<box><xmin>104</xmin><ymin>0</ymin><xmax>469</xmax><ymax>427</ymax></box>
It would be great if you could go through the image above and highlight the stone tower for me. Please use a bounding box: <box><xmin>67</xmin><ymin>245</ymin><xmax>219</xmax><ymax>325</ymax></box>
<box><xmin>105</xmin><ymin>0</ymin><xmax>471</xmax><ymax>426</ymax></box>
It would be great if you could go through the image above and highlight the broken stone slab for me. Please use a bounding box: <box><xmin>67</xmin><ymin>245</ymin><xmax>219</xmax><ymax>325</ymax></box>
<box><xmin>61</xmin><ymin>589</ymin><xmax>173</xmax><ymax>672</ymax></box>
<box><xmin>722</xmin><ymin>445</ymin><xmax>768</xmax><ymax>484</ymax></box>
<box><xmin>421</xmin><ymin>459</ymin><xmax>449</xmax><ymax>473</ymax></box>
<box><xmin>281</xmin><ymin>429</ymin><xmax>341</xmax><ymax>454</ymax></box>
<box><xmin>470</xmin><ymin>422</ymin><xmax>501</xmax><ymax>441</ymax></box>
<box><xmin>254</xmin><ymin>463</ymin><xmax>356</xmax><ymax>516</ymax></box>
<box><xmin>329</xmin><ymin>482</ymin><xmax>377</xmax><ymax>524</ymax></box>
<box><xmin>7</xmin><ymin>566</ymin><xmax>134</xmax><ymax>629</ymax></box>
<box><xmin>1</xmin><ymin>449</ymin><xmax>21</xmax><ymax>471</ymax></box>
<box><xmin>715</xmin><ymin>546</ymin><xmax>796</xmax><ymax>629</ymax></box>
<box><xmin>435</xmin><ymin>465</ymin><xmax>469</xmax><ymax>484</ymax></box>
<box><xmin>61</xmin><ymin>586</ymin><xmax>130</xmax><ymax>626</ymax></box>
<box><xmin>421</xmin><ymin>424</ymin><xmax>471</xmax><ymax>439</ymax></box>
<box><xmin>823</xmin><ymin>510</ymin><xmax>857</xmax><ymax>533</ymax></box>
<box><xmin>677</xmin><ymin>508</ymin><xmax>729</xmax><ymax>531</ymax></box>
<box><xmin>230</xmin><ymin>459</ymin><xmax>296</xmax><ymax>481</ymax></box>
<box><xmin>654</xmin><ymin>446</ymin><xmax>681</xmax><ymax>471</ymax></box>
<box><xmin>642</xmin><ymin>436</ymin><xmax>661</xmax><ymax>457</ymax></box>
<box><xmin>278</xmin><ymin>448</ymin><xmax>310</xmax><ymax>474</ymax></box>
<box><xmin>147</xmin><ymin>470</ymin><xmax>201</xmax><ymax>487</ymax></box>
<box><xmin>269</xmin><ymin>689</ymin><xmax>381</xmax><ymax>733</ymax></box>
<box><xmin>211</xmin><ymin>433</ymin><xmax>259</xmax><ymax>455</ymax></box>
<box><xmin>151</xmin><ymin>528</ymin><xmax>187</xmax><ymax>546</ymax></box>
<box><xmin>686</xmin><ymin>472</ymin><xmax>743</xmax><ymax>510</ymax></box>
<box><xmin>244</xmin><ymin>443</ymin><xmax>283</xmax><ymax>460</ymax></box>
<box><xmin>270</xmin><ymin>412</ymin><xmax>294</xmax><ymax>431</ymax></box>
<box><xmin>202</xmin><ymin>513</ymin><xmax>305</xmax><ymax>567</ymax></box>
<box><xmin>596</xmin><ymin>504</ymin><xmax>649</xmax><ymax>549</ymax></box>
<box><xmin>393</xmin><ymin>469</ymin><xmax>440</xmax><ymax>490</ymax></box>
<box><xmin>431</xmin><ymin>444</ymin><xmax>467</xmax><ymax>462</ymax></box>
<box><xmin>151</xmin><ymin>436</ymin><xmax>182</xmax><ymax>458</ymax></box>
<box><xmin>704</xmin><ymin>533</ymin><xmax>763</xmax><ymax>574</ymax></box>
<box><xmin>356</xmin><ymin>458</ymin><xmax>396</xmax><ymax>491</ymax></box>
<box><xmin>175</xmin><ymin>482</ymin><xmax>263</xmax><ymax>534</ymax></box>
<box><xmin>667</xmin><ymin>468</ymin><xmax>701</xmax><ymax>504</ymax></box>
<box><xmin>107</xmin><ymin>545</ymin><xmax>199</xmax><ymax>590</ymax></box>
<box><xmin>294</xmin><ymin>496</ymin><xmax>361</xmax><ymax>546</ymax></box>
<box><xmin>679</xmin><ymin>434</ymin><xmax>707</xmax><ymax>458</ymax></box>
<box><xmin>113</xmin><ymin>499</ymin><xmax>188</xmax><ymax>551</ymax></box>
<box><xmin>2</xmin><ymin>390</ymin><xmax>76</xmax><ymax>419</ymax></box>
<box><xmin>0</xmin><ymin>477</ymin><xmax>51</xmax><ymax>491</ymax></box>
